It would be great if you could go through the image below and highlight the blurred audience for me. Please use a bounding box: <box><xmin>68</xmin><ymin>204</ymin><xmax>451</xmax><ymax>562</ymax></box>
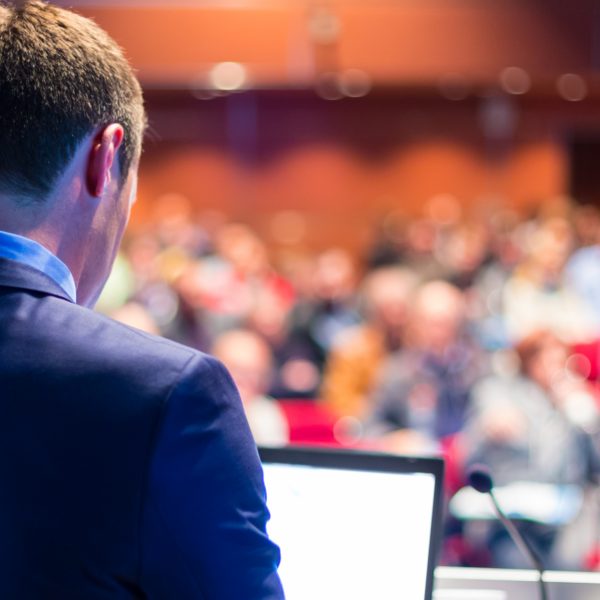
<box><xmin>321</xmin><ymin>266</ymin><xmax>419</xmax><ymax>419</ymax></box>
<box><xmin>212</xmin><ymin>329</ymin><xmax>289</xmax><ymax>447</ymax></box>
<box><xmin>403</xmin><ymin>219</ymin><xmax>448</xmax><ymax>282</ymax></box>
<box><xmin>439</xmin><ymin>222</ymin><xmax>489</xmax><ymax>291</ymax></box>
<box><xmin>466</xmin><ymin>331</ymin><xmax>599</xmax><ymax>487</ymax></box>
<box><xmin>288</xmin><ymin>248</ymin><xmax>361</xmax><ymax>375</ymax></box>
<box><xmin>100</xmin><ymin>192</ymin><xmax>600</xmax><ymax>570</ymax></box>
<box><xmin>249</xmin><ymin>287</ymin><xmax>322</xmax><ymax>399</ymax></box>
<box><xmin>462</xmin><ymin>331</ymin><xmax>600</xmax><ymax>568</ymax></box>
<box><xmin>366</xmin><ymin>281</ymin><xmax>487</xmax><ymax>451</ymax></box>
<box><xmin>566</xmin><ymin>206</ymin><xmax>600</xmax><ymax>325</ymax></box>
<box><xmin>503</xmin><ymin>218</ymin><xmax>598</xmax><ymax>343</ymax></box>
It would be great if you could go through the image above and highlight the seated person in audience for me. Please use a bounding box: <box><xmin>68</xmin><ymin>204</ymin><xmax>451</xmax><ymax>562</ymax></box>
<box><xmin>466</xmin><ymin>212</ymin><xmax>522</xmax><ymax>351</ymax></box>
<box><xmin>289</xmin><ymin>248</ymin><xmax>362</xmax><ymax>378</ymax></box>
<box><xmin>504</xmin><ymin>218</ymin><xmax>598</xmax><ymax>344</ymax></box>
<box><xmin>403</xmin><ymin>219</ymin><xmax>449</xmax><ymax>282</ymax></box>
<box><xmin>363</xmin><ymin>212</ymin><xmax>409</xmax><ymax>270</ymax></box>
<box><xmin>249</xmin><ymin>287</ymin><xmax>322</xmax><ymax>399</ymax></box>
<box><xmin>212</xmin><ymin>329</ymin><xmax>289</xmax><ymax>447</ymax></box>
<box><xmin>366</xmin><ymin>281</ymin><xmax>487</xmax><ymax>452</ymax></box>
<box><xmin>321</xmin><ymin>266</ymin><xmax>420</xmax><ymax>419</ymax></box>
<box><xmin>439</xmin><ymin>222</ymin><xmax>489</xmax><ymax>292</ymax></box>
<box><xmin>179</xmin><ymin>223</ymin><xmax>295</xmax><ymax>343</ymax></box>
<box><xmin>463</xmin><ymin>331</ymin><xmax>600</xmax><ymax>569</ymax></box>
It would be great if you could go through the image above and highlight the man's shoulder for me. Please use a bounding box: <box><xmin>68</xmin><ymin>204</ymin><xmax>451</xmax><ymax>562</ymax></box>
<box><xmin>1</xmin><ymin>292</ymin><xmax>215</xmax><ymax>393</ymax></box>
<box><xmin>64</xmin><ymin>298</ymin><xmax>196</xmax><ymax>364</ymax></box>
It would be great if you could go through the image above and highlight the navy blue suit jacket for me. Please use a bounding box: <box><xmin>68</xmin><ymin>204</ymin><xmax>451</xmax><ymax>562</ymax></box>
<box><xmin>0</xmin><ymin>257</ymin><xmax>284</xmax><ymax>599</ymax></box>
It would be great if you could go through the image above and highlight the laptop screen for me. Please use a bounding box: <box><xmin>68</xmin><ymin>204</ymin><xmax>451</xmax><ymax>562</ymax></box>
<box><xmin>259</xmin><ymin>447</ymin><xmax>444</xmax><ymax>600</ymax></box>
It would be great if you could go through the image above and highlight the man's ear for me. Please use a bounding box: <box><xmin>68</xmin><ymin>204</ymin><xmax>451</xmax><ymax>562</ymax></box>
<box><xmin>86</xmin><ymin>124</ymin><xmax>124</xmax><ymax>198</ymax></box>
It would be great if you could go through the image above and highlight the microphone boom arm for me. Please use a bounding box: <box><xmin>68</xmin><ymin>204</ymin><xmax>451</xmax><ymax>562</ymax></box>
<box><xmin>489</xmin><ymin>489</ymin><xmax>549</xmax><ymax>600</ymax></box>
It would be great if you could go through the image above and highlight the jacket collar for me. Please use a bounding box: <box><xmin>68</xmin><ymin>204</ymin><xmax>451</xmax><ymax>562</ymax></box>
<box><xmin>0</xmin><ymin>256</ymin><xmax>75</xmax><ymax>304</ymax></box>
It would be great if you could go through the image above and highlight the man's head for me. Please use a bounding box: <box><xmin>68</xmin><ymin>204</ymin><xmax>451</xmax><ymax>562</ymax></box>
<box><xmin>212</xmin><ymin>330</ymin><xmax>273</xmax><ymax>406</ymax></box>
<box><xmin>516</xmin><ymin>330</ymin><xmax>567</xmax><ymax>392</ymax></box>
<box><xmin>0</xmin><ymin>1</ymin><xmax>144</xmax><ymax>199</ymax></box>
<box><xmin>362</xmin><ymin>266</ymin><xmax>419</xmax><ymax>331</ymax></box>
<box><xmin>313</xmin><ymin>248</ymin><xmax>356</xmax><ymax>301</ymax></box>
<box><xmin>410</xmin><ymin>280</ymin><xmax>464</xmax><ymax>353</ymax></box>
<box><xmin>0</xmin><ymin>1</ymin><xmax>145</xmax><ymax>306</ymax></box>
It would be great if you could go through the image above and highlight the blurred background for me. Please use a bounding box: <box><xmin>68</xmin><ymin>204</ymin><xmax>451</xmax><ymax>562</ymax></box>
<box><xmin>60</xmin><ymin>0</ymin><xmax>600</xmax><ymax>573</ymax></box>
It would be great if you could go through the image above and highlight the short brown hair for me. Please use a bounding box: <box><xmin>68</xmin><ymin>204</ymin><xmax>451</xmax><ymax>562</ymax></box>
<box><xmin>515</xmin><ymin>330</ymin><xmax>564</xmax><ymax>376</ymax></box>
<box><xmin>0</xmin><ymin>1</ymin><xmax>145</xmax><ymax>200</ymax></box>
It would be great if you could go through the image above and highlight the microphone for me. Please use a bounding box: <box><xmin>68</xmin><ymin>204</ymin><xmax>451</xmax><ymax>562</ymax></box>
<box><xmin>466</xmin><ymin>465</ymin><xmax>548</xmax><ymax>600</ymax></box>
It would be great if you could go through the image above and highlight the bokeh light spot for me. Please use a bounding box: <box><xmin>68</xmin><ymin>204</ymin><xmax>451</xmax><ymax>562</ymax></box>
<box><xmin>556</xmin><ymin>74</ymin><xmax>587</xmax><ymax>101</ymax></box>
<box><xmin>340</xmin><ymin>69</ymin><xmax>371</xmax><ymax>98</ymax></box>
<box><xmin>210</xmin><ymin>62</ymin><xmax>247</xmax><ymax>91</ymax></box>
<box><xmin>315</xmin><ymin>72</ymin><xmax>343</xmax><ymax>100</ymax></box>
<box><xmin>500</xmin><ymin>67</ymin><xmax>531</xmax><ymax>95</ymax></box>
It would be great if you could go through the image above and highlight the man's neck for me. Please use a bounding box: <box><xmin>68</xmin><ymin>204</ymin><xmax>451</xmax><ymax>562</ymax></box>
<box><xmin>0</xmin><ymin>211</ymin><xmax>88</xmax><ymax>308</ymax></box>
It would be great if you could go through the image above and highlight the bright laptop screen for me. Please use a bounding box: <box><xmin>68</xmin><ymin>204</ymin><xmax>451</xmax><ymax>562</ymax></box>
<box><xmin>262</xmin><ymin>460</ymin><xmax>437</xmax><ymax>600</ymax></box>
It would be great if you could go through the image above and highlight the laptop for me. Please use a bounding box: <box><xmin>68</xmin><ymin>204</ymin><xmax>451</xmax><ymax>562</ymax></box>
<box><xmin>259</xmin><ymin>446</ymin><xmax>444</xmax><ymax>600</ymax></box>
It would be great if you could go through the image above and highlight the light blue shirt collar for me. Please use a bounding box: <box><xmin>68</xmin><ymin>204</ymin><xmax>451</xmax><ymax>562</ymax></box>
<box><xmin>0</xmin><ymin>231</ymin><xmax>77</xmax><ymax>303</ymax></box>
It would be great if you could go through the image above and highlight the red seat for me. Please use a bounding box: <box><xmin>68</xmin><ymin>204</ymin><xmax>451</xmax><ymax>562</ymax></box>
<box><xmin>572</xmin><ymin>339</ymin><xmax>600</xmax><ymax>381</ymax></box>
<box><xmin>275</xmin><ymin>400</ymin><xmax>341</xmax><ymax>446</ymax></box>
